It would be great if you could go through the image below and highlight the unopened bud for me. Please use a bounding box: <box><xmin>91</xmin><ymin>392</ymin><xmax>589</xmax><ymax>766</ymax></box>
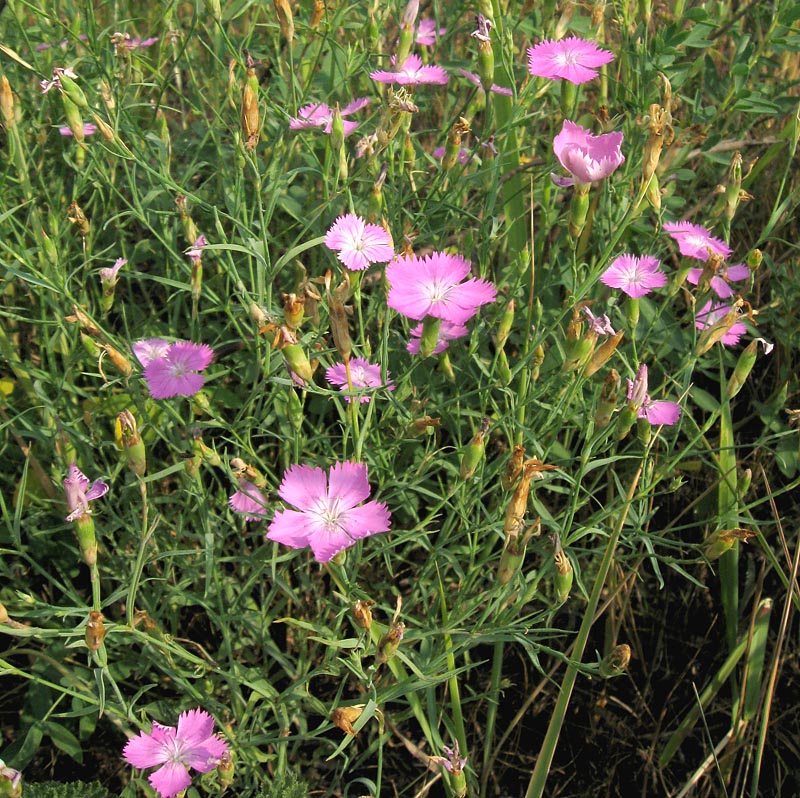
<box><xmin>724</xmin><ymin>151</ymin><xmax>743</xmax><ymax>221</ymax></box>
<box><xmin>282</xmin><ymin>292</ymin><xmax>305</xmax><ymax>331</ymax></box>
<box><xmin>85</xmin><ymin>610</ymin><xmax>105</xmax><ymax>651</ymax></box>
<box><xmin>584</xmin><ymin>331</ymin><xmax>623</xmax><ymax>378</ymax></box>
<box><xmin>57</xmin><ymin>69</ymin><xmax>89</xmax><ymax>109</ymax></box>
<box><xmin>67</xmin><ymin>199</ymin><xmax>90</xmax><ymax>237</ymax></box>
<box><xmin>0</xmin><ymin>75</ymin><xmax>15</xmax><ymax>127</ymax></box>
<box><xmin>241</xmin><ymin>53</ymin><xmax>260</xmax><ymax>151</ymax></box>
<box><xmin>746</xmin><ymin>249</ymin><xmax>762</xmax><ymax>271</ymax></box>
<box><xmin>553</xmin><ymin>540</ymin><xmax>573</xmax><ymax>604</ymax></box>
<box><xmin>496</xmin><ymin>299</ymin><xmax>515</xmax><ymax>349</ymax></box>
<box><xmin>376</xmin><ymin>621</ymin><xmax>405</xmax><ymax>666</ymax></box>
<box><xmin>599</xmin><ymin>643</ymin><xmax>631</xmax><ymax>677</ymax></box>
<box><xmin>116</xmin><ymin>409</ymin><xmax>146</xmax><ymax>476</ymax></box>
<box><xmin>704</xmin><ymin>527</ymin><xmax>755</xmax><ymax>560</ymax></box>
<box><xmin>737</xmin><ymin>467</ymin><xmax>752</xmax><ymax>499</ymax></box>
<box><xmin>352</xmin><ymin>599</ymin><xmax>374</xmax><ymax>630</ymax></box>
<box><xmin>460</xmin><ymin>418</ymin><xmax>490</xmax><ymax>480</ymax></box>
<box><xmin>217</xmin><ymin>750</ymin><xmax>235</xmax><ymax>789</ymax></box>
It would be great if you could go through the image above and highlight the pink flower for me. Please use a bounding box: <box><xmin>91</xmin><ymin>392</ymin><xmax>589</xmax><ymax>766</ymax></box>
<box><xmin>415</xmin><ymin>18</ymin><xmax>446</xmax><ymax>46</ymax></box>
<box><xmin>627</xmin><ymin>364</ymin><xmax>681</xmax><ymax>426</ymax></box>
<box><xmin>123</xmin><ymin>708</ymin><xmax>229</xmax><ymax>798</ymax></box>
<box><xmin>325</xmin><ymin>357</ymin><xmax>394</xmax><ymax>403</ymax></box>
<box><xmin>458</xmin><ymin>69</ymin><xmax>513</xmax><ymax>96</ymax></box>
<box><xmin>583</xmin><ymin>307</ymin><xmax>615</xmax><ymax>336</ymax></box>
<box><xmin>289</xmin><ymin>98</ymin><xmax>370</xmax><ymax>136</ymax></box>
<box><xmin>527</xmin><ymin>36</ymin><xmax>614</xmax><ymax>84</ymax></box>
<box><xmin>386</xmin><ymin>252</ymin><xmax>497</xmax><ymax>325</ymax></box>
<box><xmin>601</xmin><ymin>254</ymin><xmax>666</xmax><ymax>298</ymax></box>
<box><xmin>552</xmin><ymin>120</ymin><xmax>625</xmax><ymax>186</ymax></box>
<box><xmin>186</xmin><ymin>235</ymin><xmax>206</xmax><ymax>263</ymax></box>
<box><xmin>324</xmin><ymin>214</ymin><xmax>395</xmax><ymax>271</ymax></box>
<box><xmin>663</xmin><ymin>221</ymin><xmax>732</xmax><ymax>262</ymax></box>
<box><xmin>63</xmin><ymin>464</ymin><xmax>109</xmax><ymax>522</ymax></box>
<box><xmin>99</xmin><ymin>257</ymin><xmax>126</xmax><ymax>284</ymax></box>
<box><xmin>432</xmin><ymin>146</ymin><xmax>471</xmax><ymax>165</ymax></box>
<box><xmin>695</xmin><ymin>301</ymin><xmax>747</xmax><ymax>346</ymax></box>
<box><xmin>267</xmin><ymin>461</ymin><xmax>391</xmax><ymax>562</ymax></box>
<box><xmin>407</xmin><ymin>319</ymin><xmax>469</xmax><ymax>354</ymax></box>
<box><xmin>135</xmin><ymin>340</ymin><xmax>215</xmax><ymax>399</ymax></box>
<box><xmin>685</xmin><ymin>262</ymin><xmax>750</xmax><ymax>298</ymax></box>
<box><xmin>58</xmin><ymin>123</ymin><xmax>97</xmax><ymax>137</ymax></box>
<box><xmin>39</xmin><ymin>66</ymin><xmax>77</xmax><ymax>94</ymax></box>
<box><xmin>229</xmin><ymin>481</ymin><xmax>269</xmax><ymax>521</ymax></box>
<box><xmin>371</xmin><ymin>54</ymin><xmax>449</xmax><ymax>86</ymax></box>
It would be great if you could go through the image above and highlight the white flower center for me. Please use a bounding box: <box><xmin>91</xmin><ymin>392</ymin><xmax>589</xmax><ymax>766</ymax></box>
<box><xmin>557</xmin><ymin>48</ymin><xmax>579</xmax><ymax>66</ymax></box>
<box><xmin>313</xmin><ymin>495</ymin><xmax>346</xmax><ymax>534</ymax></box>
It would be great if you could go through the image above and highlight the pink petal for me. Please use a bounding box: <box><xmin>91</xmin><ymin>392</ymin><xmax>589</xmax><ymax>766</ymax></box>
<box><xmin>123</xmin><ymin>731</ymin><xmax>170</xmax><ymax>769</ymax></box>
<box><xmin>133</xmin><ymin>338</ymin><xmax>171</xmax><ymax>366</ymax></box>
<box><xmin>168</xmin><ymin>342</ymin><xmax>215</xmax><ymax>371</ymax></box>
<box><xmin>230</xmin><ymin>482</ymin><xmax>269</xmax><ymax>520</ymax></box>
<box><xmin>340</xmin><ymin>96</ymin><xmax>370</xmax><ymax>116</ymax></box>
<box><xmin>266</xmin><ymin>508</ymin><xmax>315</xmax><ymax>549</ymax></box>
<box><xmin>327</xmin><ymin>461</ymin><xmax>371</xmax><ymax>510</ymax></box>
<box><xmin>277</xmin><ymin>464</ymin><xmax>328</xmax><ymax>510</ymax></box>
<box><xmin>643</xmin><ymin>400</ymin><xmax>681</xmax><ymax>426</ymax></box>
<box><xmin>724</xmin><ymin>263</ymin><xmax>750</xmax><ymax>282</ymax></box>
<box><xmin>148</xmin><ymin>762</ymin><xmax>192</xmax><ymax>798</ymax></box>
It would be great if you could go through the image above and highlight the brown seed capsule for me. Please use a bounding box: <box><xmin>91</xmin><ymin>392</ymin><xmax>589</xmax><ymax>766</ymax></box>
<box><xmin>85</xmin><ymin>610</ymin><xmax>105</xmax><ymax>651</ymax></box>
<box><xmin>331</xmin><ymin>704</ymin><xmax>365</xmax><ymax>735</ymax></box>
<box><xmin>67</xmin><ymin>200</ymin><xmax>90</xmax><ymax>238</ymax></box>
<box><xmin>599</xmin><ymin>643</ymin><xmax>631</xmax><ymax>677</ymax></box>
<box><xmin>352</xmin><ymin>599</ymin><xmax>374</xmax><ymax>630</ymax></box>
<box><xmin>501</xmin><ymin>444</ymin><xmax>525</xmax><ymax>491</ymax></box>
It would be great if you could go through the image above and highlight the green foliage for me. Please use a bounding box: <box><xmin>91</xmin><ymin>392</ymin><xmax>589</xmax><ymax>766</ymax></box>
<box><xmin>24</xmin><ymin>782</ymin><xmax>108</xmax><ymax>798</ymax></box>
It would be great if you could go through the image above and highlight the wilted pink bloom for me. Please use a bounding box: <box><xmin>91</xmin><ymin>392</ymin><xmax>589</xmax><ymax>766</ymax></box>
<box><xmin>471</xmin><ymin>14</ymin><xmax>493</xmax><ymax>42</ymax></box>
<box><xmin>289</xmin><ymin>98</ymin><xmax>370</xmax><ymax>136</ymax></box>
<box><xmin>601</xmin><ymin>254</ymin><xmax>666</xmax><ymax>298</ymax></box>
<box><xmin>130</xmin><ymin>36</ymin><xmax>159</xmax><ymax>48</ymax></box>
<box><xmin>686</xmin><ymin>262</ymin><xmax>750</xmax><ymax>298</ymax></box>
<box><xmin>59</xmin><ymin>123</ymin><xmax>97</xmax><ymax>137</ymax></box>
<box><xmin>527</xmin><ymin>36</ymin><xmax>614</xmax><ymax>84</ymax></box>
<box><xmin>39</xmin><ymin>65</ymin><xmax>77</xmax><ymax>94</ymax></box>
<box><xmin>458</xmin><ymin>69</ymin><xmax>513</xmax><ymax>96</ymax></box>
<box><xmin>326</xmin><ymin>357</ymin><xmax>394</xmax><ymax>403</ymax></box>
<box><xmin>324</xmin><ymin>214</ymin><xmax>395</xmax><ymax>271</ymax></box>
<box><xmin>186</xmin><ymin>235</ymin><xmax>206</xmax><ymax>263</ymax></box>
<box><xmin>415</xmin><ymin>18</ymin><xmax>446</xmax><ymax>46</ymax></box>
<box><xmin>663</xmin><ymin>221</ymin><xmax>732</xmax><ymax>262</ymax></box>
<box><xmin>100</xmin><ymin>257</ymin><xmax>127</xmax><ymax>283</ymax></box>
<box><xmin>583</xmin><ymin>307</ymin><xmax>615</xmax><ymax>336</ymax></box>
<box><xmin>432</xmin><ymin>146</ymin><xmax>471</xmax><ymax>165</ymax></box>
<box><xmin>407</xmin><ymin>319</ymin><xmax>469</xmax><ymax>354</ymax></box>
<box><xmin>63</xmin><ymin>464</ymin><xmax>109</xmax><ymax>523</ymax></box>
<box><xmin>371</xmin><ymin>54</ymin><xmax>448</xmax><ymax>86</ymax></box>
<box><xmin>267</xmin><ymin>461</ymin><xmax>391</xmax><ymax>562</ymax></box>
<box><xmin>137</xmin><ymin>341</ymin><xmax>215</xmax><ymax>399</ymax></box>
<box><xmin>229</xmin><ymin>481</ymin><xmax>268</xmax><ymax>521</ymax></box>
<box><xmin>123</xmin><ymin>708</ymin><xmax>228</xmax><ymax>798</ymax></box>
<box><xmin>552</xmin><ymin>120</ymin><xmax>624</xmax><ymax>186</ymax></box>
<box><xmin>695</xmin><ymin>301</ymin><xmax>747</xmax><ymax>346</ymax></box>
<box><xmin>627</xmin><ymin>364</ymin><xmax>681</xmax><ymax>426</ymax></box>
<box><xmin>386</xmin><ymin>252</ymin><xmax>497</xmax><ymax>325</ymax></box>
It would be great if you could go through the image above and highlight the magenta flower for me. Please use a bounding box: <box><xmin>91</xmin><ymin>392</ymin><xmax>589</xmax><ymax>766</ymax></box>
<box><xmin>371</xmin><ymin>54</ymin><xmax>449</xmax><ymax>86</ymax></box>
<box><xmin>135</xmin><ymin>340</ymin><xmax>215</xmax><ymax>399</ymax></box>
<box><xmin>185</xmin><ymin>235</ymin><xmax>206</xmax><ymax>263</ymax></box>
<box><xmin>386</xmin><ymin>252</ymin><xmax>497</xmax><ymax>325</ymax></box>
<box><xmin>325</xmin><ymin>357</ymin><xmax>394</xmax><ymax>403</ymax></box>
<box><xmin>229</xmin><ymin>481</ymin><xmax>269</xmax><ymax>521</ymax></box>
<box><xmin>59</xmin><ymin>123</ymin><xmax>97</xmax><ymax>137</ymax></box>
<box><xmin>583</xmin><ymin>306</ymin><xmax>615</xmax><ymax>336</ymax></box>
<box><xmin>407</xmin><ymin>319</ymin><xmax>469</xmax><ymax>354</ymax></box>
<box><xmin>289</xmin><ymin>98</ymin><xmax>370</xmax><ymax>136</ymax></box>
<box><xmin>663</xmin><ymin>221</ymin><xmax>732</xmax><ymax>262</ymax></box>
<box><xmin>458</xmin><ymin>69</ymin><xmax>514</xmax><ymax>96</ymax></box>
<box><xmin>552</xmin><ymin>120</ymin><xmax>625</xmax><ymax>186</ymax></box>
<box><xmin>695</xmin><ymin>301</ymin><xmax>747</xmax><ymax>346</ymax></box>
<box><xmin>123</xmin><ymin>708</ymin><xmax>229</xmax><ymax>798</ymax></box>
<box><xmin>267</xmin><ymin>461</ymin><xmax>391</xmax><ymax>562</ymax></box>
<box><xmin>527</xmin><ymin>36</ymin><xmax>614</xmax><ymax>84</ymax></box>
<box><xmin>63</xmin><ymin>464</ymin><xmax>109</xmax><ymax>522</ymax></box>
<box><xmin>415</xmin><ymin>18</ymin><xmax>446</xmax><ymax>46</ymax></box>
<box><xmin>686</xmin><ymin>262</ymin><xmax>750</xmax><ymax>298</ymax></box>
<box><xmin>432</xmin><ymin>146</ymin><xmax>471</xmax><ymax>165</ymax></box>
<box><xmin>627</xmin><ymin>365</ymin><xmax>681</xmax><ymax>426</ymax></box>
<box><xmin>324</xmin><ymin>214</ymin><xmax>395</xmax><ymax>271</ymax></box>
<box><xmin>601</xmin><ymin>254</ymin><xmax>666</xmax><ymax>298</ymax></box>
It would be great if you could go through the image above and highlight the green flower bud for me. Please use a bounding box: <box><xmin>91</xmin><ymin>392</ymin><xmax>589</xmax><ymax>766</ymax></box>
<box><xmin>599</xmin><ymin>643</ymin><xmax>631</xmax><ymax>678</ymax></box>
<box><xmin>460</xmin><ymin>418</ymin><xmax>490</xmax><ymax>480</ymax></box>
<box><xmin>376</xmin><ymin>621</ymin><xmax>405</xmax><ymax>666</ymax></box>
<box><xmin>418</xmin><ymin>315</ymin><xmax>442</xmax><ymax>358</ymax></box>
<box><xmin>116</xmin><ymin>409</ymin><xmax>146</xmax><ymax>477</ymax></box>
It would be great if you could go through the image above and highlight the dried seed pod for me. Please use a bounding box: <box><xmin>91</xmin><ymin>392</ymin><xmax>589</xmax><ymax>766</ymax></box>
<box><xmin>85</xmin><ymin>610</ymin><xmax>105</xmax><ymax>651</ymax></box>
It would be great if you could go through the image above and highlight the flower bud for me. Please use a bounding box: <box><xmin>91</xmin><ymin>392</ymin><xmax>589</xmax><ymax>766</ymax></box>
<box><xmin>460</xmin><ymin>418</ymin><xmax>490</xmax><ymax>480</ymax></box>
<box><xmin>727</xmin><ymin>338</ymin><xmax>773</xmax><ymax>398</ymax></box>
<box><xmin>285</xmin><ymin>387</ymin><xmax>304</xmax><ymax>432</ymax></box>
<box><xmin>746</xmin><ymin>248</ymin><xmax>762</xmax><ymax>271</ymax></box>
<box><xmin>724</xmin><ymin>151</ymin><xmax>743</xmax><ymax>221</ymax></box>
<box><xmin>85</xmin><ymin>610</ymin><xmax>105</xmax><ymax>651</ymax></box>
<box><xmin>599</xmin><ymin>643</ymin><xmax>631</xmax><ymax>678</ymax></box>
<box><xmin>501</xmin><ymin>444</ymin><xmax>525</xmax><ymax>491</ymax></box>
<box><xmin>217</xmin><ymin>750</ymin><xmax>235</xmax><ymax>789</ymax></box>
<box><xmin>553</xmin><ymin>540</ymin><xmax>573</xmax><ymax>604</ymax></box>
<box><xmin>352</xmin><ymin>599</ymin><xmax>374</xmax><ymax>631</ymax></box>
<box><xmin>116</xmin><ymin>409</ymin><xmax>146</xmax><ymax>476</ymax></box>
<box><xmin>175</xmin><ymin>195</ymin><xmax>199</xmax><ymax>245</ymax></box>
<box><xmin>376</xmin><ymin>621</ymin><xmax>405</xmax><ymax>666</ymax></box>
<box><xmin>192</xmin><ymin>431</ymin><xmax>223</xmax><ymax>467</ymax></box>
<box><xmin>273</xmin><ymin>0</ymin><xmax>295</xmax><ymax>42</ymax></box>
<box><xmin>67</xmin><ymin>199</ymin><xmax>90</xmax><ymax>238</ymax></box>
<box><xmin>704</xmin><ymin>527</ymin><xmax>755</xmax><ymax>560</ymax></box>
<box><xmin>0</xmin><ymin>760</ymin><xmax>22</xmax><ymax>798</ymax></box>
<box><xmin>241</xmin><ymin>52</ymin><xmax>260</xmax><ymax>151</ymax></box>
<box><xmin>1</xmin><ymin>75</ymin><xmax>16</xmax><ymax>128</ymax></box>
<box><xmin>737</xmin><ymin>467</ymin><xmax>752</xmax><ymax>500</ymax></box>
<box><xmin>442</xmin><ymin>117</ymin><xmax>471</xmax><ymax>171</ymax></box>
<box><xmin>396</xmin><ymin>0</ymin><xmax>418</xmax><ymax>65</ymax></box>
<box><xmin>282</xmin><ymin>292</ymin><xmax>305</xmax><ymax>331</ymax></box>
<box><xmin>583</xmin><ymin>331</ymin><xmax>623</xmax><ymax>378</ymax></box>
<box><xmin>57</xmin><ymin>69</ymin><xmax>89</xmax><ymax>109</ymax></box>
<box><xmin>280</xmin><ymin>333</ymin><xmax>315</xmax><ymax>384</ymax></box>
<box><xmin>331</xmin><ymin>704</ymin><xmax>365</xmax><ymax>735</ymax></box>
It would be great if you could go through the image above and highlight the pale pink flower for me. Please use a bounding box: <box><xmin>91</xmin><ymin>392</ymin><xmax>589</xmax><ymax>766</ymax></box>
<box><xmin>627</xmin><ymin>364</ymin><xmax>681</xmax><ymax>426</ymax></box>
<box><xmin>289</xmin><ymin>98</ymin><xmax>370</xmax><ymax>136</ymax></box>
<box><xmin>123</xmin><ymin>708</ymin><xmax>228</xmax><ymax>798</ymax></box>
<box><xmin>58</xmin><ymin>123</ymin><xmax>97</xmax><ymax>137</ymax></box>
<box><xmin>415</xmin><ymin>18</ymin><xmax>446</xmax><ymax>46</ymax></box>
<box><xmin>325</xmin><ymin>357</ymin><xmax>394</xmax><ymax>403</ymax></box>
<box><xmin>686</xmin><ymin>262</ymin><xmax>750</xmax><ymax>298</ymax></box>
<box><xmin>432</xmin><ymin>146</ymin><xmax>472</xmax><ymax>165</ymax></box>
<box><xmin>186</xmin><ymin>235</ymin><xmax>206</xmax><ymax>263</ymax></box>
<box><xmin>552</xmin><ymin>120</ymin><xmax>624</xmax><ymax>186</ymax></box>
<box><xmin>324</xmin><ymin>214</ymin><xmax>395</xmax><ymax>271</ymax></box>
<box><xmin>371</xmin><ymin>54</ymin><xmax>449</xmax><ymax>86</ymax></box>
<box><xmin>601</xmin><ymin>254</ymin><xmax>666</xmax><ymax>298</ymax></box>
<box><xmin>267</xmin><ymin>461</ymin><xmax>391</xmax><ymax>562</ymax></box>
<box><xmin>229</xmin><ymin>481</ymin><xmax>269</xmax><ymax>521</ymax></box>
<box><xmin>458</xmin><ymin>69</ymin><xmax>513</xmax><ymax>96</ymax></box>
<box><xmin>583</xmin><ymin>307</ymin><xmax>615</xmax><ymax>336</ymax></box>
<box><xmin>386</xmin><ymin>252</ymin><xmax>496</xmax><ymax>325</ymax></box>
<box><xmin>407</xmin><ymin>319</ymin><xmax>469</xmax><ymax>354</ymax></box>
<box><xmin>695</xmin><ymin>301</ymin><xmax>747</xmax><ymax>346</ymax></box>
<box><xmin>663</xmin><ymin>221</ymin><xmax>732</xmax><ymax>261</ymax></box>
<box><xmin>132</xmin><ymin>338</ymin><xmax>172</xmax><ymax>367</ymax></box>
<box><xmin>527</xmin><ymin>36</ymin><xmax>614</xmax><ymax>84</ymax></box>
<box><xmin>63</xmin><ymin>464</ymin><xmax>109</xmax><ymax>523</ymax></box>
<box><xmin>137</xmin><ymin>341</ymin><xmax>215</xmax><ymax>399</ymax></box>
<box><xmin>99</xmin><ymin>257</ymin><xmax>127</xmax><ymax>283</ymax></box>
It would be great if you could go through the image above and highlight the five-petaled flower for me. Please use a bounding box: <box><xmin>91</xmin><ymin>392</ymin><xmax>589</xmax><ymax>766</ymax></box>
<box><xmin>663</xmin><ymin>221</ymin><xmax>732</xmax><ymax>262</ymax></box>
<box><xmin>601</xmin><ymin>254</ymin><xmax>666</xmax><ymax>298</ymax></box>
<box><xmin>267</xmin><ymin>461</ymin><xmax>391</xmax><ymax>562</ymax></box>
<box><xmin>627</xmin><ymin>364</ymin><xmax>681</xmax><ymax>426</ymax></box>
<box><xmin>63</xmin><ymin>464</ymin><xmax>109</xmax><ymax>522</ymax></box>
<box><xmin>527</xmin><ymin>36</ymin><xmax>614</xmax><ymax>84</ymax></box>
<box><xmin>325</xmin><ymin>357</ymin><xmax>394</xmax><ymax>403</ymax></box>
<box><xmin>324</xmin><ymin>214</ymin><xmax>395</xmax><ymax>271</ymax></box>
<box><xmin>386</xmin><ymin>252</ymin><xmax>497</xmax><ymax>325</ymax></box>
<box><xmin>552</xmin><ymin>120</ymin><xmax>625</xmax><ymax>187</ymax></box>
<box><xmin>415</xmin><ymin>18</ymin><xmax>446</xmax><ymax>46</ymax></box>
<box><xmin>695</xmin><ymin>301</ymin><xmax>747</xmax><ymax>346</ymax></box>
<box><xmin>289</xmin><ymin>98</ymin><xmax>370</xmax><ymax>136</ymax></box>
<box><xmin>123</xmin><ymin>708</ymin><xmax>229</xmax><ymax>798</ymax></box>
<box><xmin>133</xmin><ymin>339</ymin><xmax>214</xmax><ymax>399</ymax></box>
<box><xmin>407</xmin><ymin>319</ymin><xmax>469</xmax><ymax>354</ymax></box>
<box><xmin>371</xmin><ymin>54</ymin><xmax>449</xmax><ymax>86</ymax></box>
